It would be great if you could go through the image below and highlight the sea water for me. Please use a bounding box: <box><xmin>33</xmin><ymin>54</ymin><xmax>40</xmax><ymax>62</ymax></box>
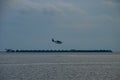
<box><xmin>0</xmin><ymin>52</ymin><xmax>120</xmax><ymax>80</ymax></box>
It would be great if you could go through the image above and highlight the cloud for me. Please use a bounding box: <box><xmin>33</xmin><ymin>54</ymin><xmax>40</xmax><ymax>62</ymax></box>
<box><xmin>103</xmin><ymin>0</ymin><xmax>120</xmax><ymax>7</ymax></box>
<box><xmin>3</xmin><ymin>0</ymin><xmax>85</xmax><ymax>16</ymax></box>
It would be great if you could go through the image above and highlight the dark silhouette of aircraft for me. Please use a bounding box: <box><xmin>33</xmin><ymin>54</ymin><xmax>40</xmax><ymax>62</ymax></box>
<box><xmin>52</xmin><ymin>38</ymin><xmax>62</xmax><ymax>44</ymax></box>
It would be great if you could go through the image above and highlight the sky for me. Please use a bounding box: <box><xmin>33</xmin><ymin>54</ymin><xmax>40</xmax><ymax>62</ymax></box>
<box><xmin>0</xmin><ymin>0</ymin><xmax>120</xmax><ymax>51</ymax></box>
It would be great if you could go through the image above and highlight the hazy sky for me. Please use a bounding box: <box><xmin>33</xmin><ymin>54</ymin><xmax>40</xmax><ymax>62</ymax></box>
<box><xmin>0</xmin><ymin>0</ymin><xmax>120</xmax><ymax>51</ymax></box>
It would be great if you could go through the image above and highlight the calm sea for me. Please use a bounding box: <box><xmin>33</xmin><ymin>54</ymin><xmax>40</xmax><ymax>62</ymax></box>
<box><xmin>0</xmin><ymin>52</ymin><xmax>120</xmax><ymax>80</ymax></box>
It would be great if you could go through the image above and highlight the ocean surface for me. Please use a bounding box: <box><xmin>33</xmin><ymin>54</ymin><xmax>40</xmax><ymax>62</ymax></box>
<box><xmin>0</xmin><ymin>52</ymin><xmax>120</xmax><ymax>80</ymax></box>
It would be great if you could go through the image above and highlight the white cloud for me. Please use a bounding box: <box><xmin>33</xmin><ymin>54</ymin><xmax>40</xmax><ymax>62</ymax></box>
<box><xmin>3</xmin><ymin>0</ymin><xmax>85</xmax><ymax>16</ymax></box>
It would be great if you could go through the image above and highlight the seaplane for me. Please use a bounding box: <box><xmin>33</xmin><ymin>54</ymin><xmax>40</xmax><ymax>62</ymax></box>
<box><xmin>52</xmin><ymin>38</ymin><xmax>63</xmax><ymax>44</ymax></box>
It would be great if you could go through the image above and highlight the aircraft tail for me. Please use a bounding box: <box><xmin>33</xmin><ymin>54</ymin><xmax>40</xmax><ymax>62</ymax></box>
<box><xmin>52</xmin><ymin>38</ymin><xmax>54</xmax><ymax>42</ymax></box>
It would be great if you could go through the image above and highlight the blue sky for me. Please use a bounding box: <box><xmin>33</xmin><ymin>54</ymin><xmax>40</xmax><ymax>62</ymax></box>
<box><xmin>0</xmin><ymin>0</ymin><xmax>120</xmax><ymax>51</ymax></box>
